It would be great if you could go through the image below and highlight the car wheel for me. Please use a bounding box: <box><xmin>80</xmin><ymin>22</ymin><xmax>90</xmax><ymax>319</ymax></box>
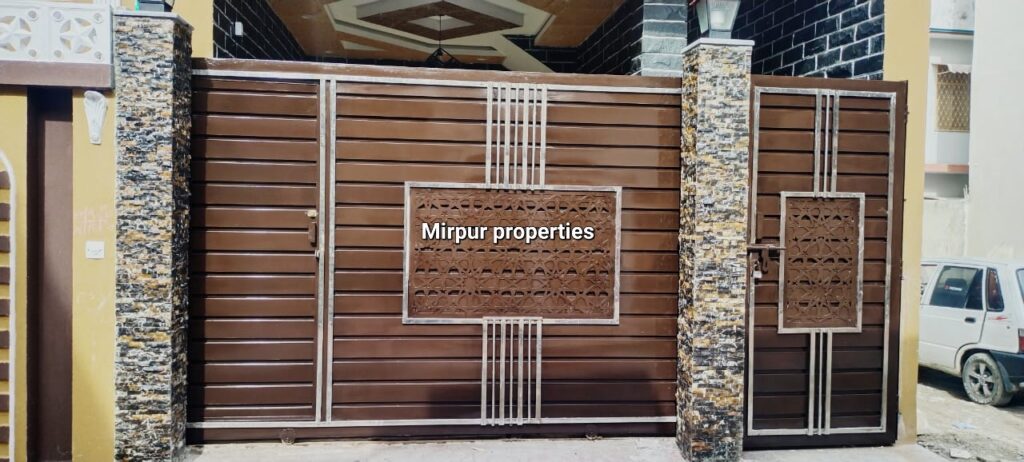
<box><xmin>961</xmin><ymin>353</ymin><xmax>1014</xmax><ymax>406</ymax></box>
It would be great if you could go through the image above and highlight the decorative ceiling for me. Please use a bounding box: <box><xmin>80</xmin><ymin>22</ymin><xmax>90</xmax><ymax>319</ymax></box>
<box><xmin>267</xmin><ymin>0</ymin><xmax>624</xmax><ymax>71</ymax></box>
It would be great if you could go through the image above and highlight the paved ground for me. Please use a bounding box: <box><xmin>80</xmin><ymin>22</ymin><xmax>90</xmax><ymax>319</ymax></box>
<box><xmin>187</xmin><ymin>438</ymin><xmax>685</xmax><ymax>462</ymax></box>
<box><xmin>916</xmin><ymin>367</ymin><xmax>1024</xmax><ymax>461</ymax></box>
<box><xmin>189</xmin><ymin>438</ymin><xmax>948</xmax><ymax>462</ymax></box>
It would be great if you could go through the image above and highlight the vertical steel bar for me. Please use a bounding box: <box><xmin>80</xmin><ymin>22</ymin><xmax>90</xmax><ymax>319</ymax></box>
<box><xmin>481</xmin><ymin>318</ymin><xmax>488</xmax><ymax>424</ymax></box>
<box><xmin>823</xmin><ymin>94</ymin><xmax>831</xmax><ymax>193</ymax></box>
<box><xmin>324</xmin><ymin>78</ymin><xmax>339</xmax><ymax>422</ymax></box>
<box><xmin>517</xmin><ymin>319</ymin><xmax>524</xmax><ymax>425</ymax></box>
<box><xmin>813</xmin><ymin>90</ymin><xmax>821</xmax><ymax>195</ymax></box>
<box><xmin>499</xmin><ymin>319</ymin><xmax>506</xmax><ymax>423</ymax></box>
<box><xmin>522</xmin><ymin>86</ymin><xmax>530</xmax><ymax>186</ymax></box>
<box><xmin>504</xmin><ymin>85</ymin><xmax>512</xmax><ymax>188</ymax></box>
<box><xmin>831</xmin><ymin>94</ymin><xmax>841</xmax><ymax>193</ymax></box>
<box><xmin>535</xmin><ymin>321</ymin><xmax>542</xmax><ymax>419</ymax></box>
<box><xmin>485</xmin><ymin>85</ymin><xmax>492</xmax><ymax>187</ymax></box>
<box><xmin>807</xmin><ymin>332</ymin><xmax>817</xmax><ymax>436</ymax></box>
<box><xmin>539</xmin><ymin>86</ymin><xmax>547</xmax><ymax>186</ymax></box>
<box><xmin>512</xmin><ymin>86</ymin><xmax>519</xmax><ymax>186</ymax></box>
<box><xmin>491</xmin><ymin>319</ymin><xmax>496</xmax><ymax>425</ymax></box>
<box><xmin>526</xmin><ymin>321</ymin><xmax>531</xmax><ymax>420</ymax></box>
<box><xmin>825</xmin><ymin>332</ymin><xmax>834</xmax><ymax>434</ymax></box>
<box><xmin>313</xmin><ymin>79</ymin><xmax>326</xmax><ymax>422</ymax></box>
<box><xmin>531</xmin><ymin>87</ymin><xmax>538</xmax><ymax>186</ymax></box>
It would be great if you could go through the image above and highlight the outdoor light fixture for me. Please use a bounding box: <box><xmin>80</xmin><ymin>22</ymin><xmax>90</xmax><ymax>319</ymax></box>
<box><xmin>694</xmin><ymin>0</ymin><xmax>741</xmax><ymax>39</ymax></box>
<box><xmin>137</xmin><ymin>0</ymin><xmax>174</xmax><ymax>13</ymax></box>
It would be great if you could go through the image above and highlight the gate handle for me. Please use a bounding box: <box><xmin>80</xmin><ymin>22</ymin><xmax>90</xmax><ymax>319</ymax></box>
<box><xmin>306</xmin><ymin>209</ymin><xmax>318</xmax><ymax>247</ymax></box>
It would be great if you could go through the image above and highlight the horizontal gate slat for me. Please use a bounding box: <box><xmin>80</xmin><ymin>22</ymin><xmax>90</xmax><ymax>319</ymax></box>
<box><xmin>196</xmin><ymin>161</ymin><xmax>318</xmax><ymax>184</ymax></box>
<box><xmin>336</xmin><ymin>141</ymin><xmax>680</xmax><ymax>168</ymax></box>
<box><xmin>190</xmin><ymin>341</ymin><xmax>317</xmax><ymax>361</ymax></box>
<box><xmin>191</xmin><ymin>363</ymin><xmax>316</xmax><ymax>384</ymax></box>
<box><xmin>194</xmin><ymin>207</ymin><xmax>310</xmax><ymax>229</ymax></box>
<box><xmin>757</xmin><ymin>152</ymin><xmax>890</xmax><ymax>175</ymax></box>
<box><xmin>196</xmin><ymin>184</ymin><xmax>317</xmax><ymax>206</ymax></box>
<box><xmin>194</xmin><ymin>138</ymin><xmax>319</xmax><ymax>162</ymax></box>
<box><xmin>195</xmin><ymin>91</ymin><xmax>319</xmax><ymax>116</ymax></box>
<box><xmin>332</xmin><ymin>338</ymin><xmax>676</xmax><ymax>359</ymax></box>
<box><xmin>194</xmin><ymin>77</ymin><xmax>318</xmax><ymax>93</ymax></box>
<box><xmin>331</xmin><ymin>316</ymin><xmax>677</xmax><ymax>337</ymax></box>
<box><xmin>334</xmin><ymin>162</ymin><xmax>678</xmax><ymax>189</ymax></box>
<box><xmin>191</xmin><ymin>319</ymin><xmax>317</xmax><ymax>339</ymax></box>
<box><xmin>337</xmin><ymin>119</ymin><xmax>679</xmax><ymax>147</ymax></box>
<box><xmin>195</xmin><ymin>115</ymin><xmax>319</xmax><ymax>139</ymax></box>
<box><xmin>335</xmin><ymin>82</ymin><xmax>680</xmax><ymax>106</ymax></box>
<box><xmin>337</xmin><ymin>96</ymin><xmax>680</xmax><ymax>127</ymax></box>
<box><xmin>331</xmin><ymin>403</ymin><xmax>674</xmax><ymax>420</ymax></box>
<box><xmin>332</xmin><ymin>381</ymin><xmax>677</xmax><ymax>404</ymax></box>
<box><xmin>191</xmin><ymin>297</ymin><xmax>316</xmax><ymax>317</ymax></box>
<box><xmin>332</xmin><ymin>359</ymin><xmax>677</xmax><ymax>381</ymax></box>
<box><xmin>189</xmin><ymin>384</ymin><xmax>315</xmax><ymax>405</ymax></box>
<box><xmin>190</xmin><ymin>406</ymin><xmax>314</xmax><ymax>421</ymax></box>
<box><xmin>192</xmin><ymin>253</ymin><xmax>316</xmax><ymax>273</ymax></box>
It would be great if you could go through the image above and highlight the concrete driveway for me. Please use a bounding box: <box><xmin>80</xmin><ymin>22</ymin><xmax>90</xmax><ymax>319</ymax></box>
<box><xmin>916</xmin><ymin>367</ymin><xmax>1024</xmax><ymax>461</ymax></box>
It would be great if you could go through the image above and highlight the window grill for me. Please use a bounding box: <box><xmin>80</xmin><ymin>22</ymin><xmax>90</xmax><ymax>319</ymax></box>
<box><xmin>936</xmin><ymin>64</ymin><xmax>971</xmax><ymax>132</ymax></box>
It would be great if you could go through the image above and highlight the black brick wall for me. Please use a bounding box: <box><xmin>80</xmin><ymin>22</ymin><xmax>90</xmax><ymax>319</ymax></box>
<box><xmin>213</xmin><ymin>0</ymin><xmax>305</xmax><ymax>60</ymax></box>
<box><xmin>691</xmin><ymin>0</ymin><xmax>885</xmax><ymax>79</ymax></box>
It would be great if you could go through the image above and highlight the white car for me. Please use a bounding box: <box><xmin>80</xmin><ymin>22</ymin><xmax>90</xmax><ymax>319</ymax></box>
<box><xmin>919</xmin><ymin>258</ymin><xmax>1024</xmax><ymax>406</ymax></box>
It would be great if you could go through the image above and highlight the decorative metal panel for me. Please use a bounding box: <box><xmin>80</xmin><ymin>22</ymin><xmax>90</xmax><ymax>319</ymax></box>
<box><xmin>778</xmin><ymin>193</ymin><xmax>865</xmax><ymax>333</ymax></box>
<box><xmin>403</xmin><ymin>183</ymin><xmax>621</xmax><ymax>323</ymax></box>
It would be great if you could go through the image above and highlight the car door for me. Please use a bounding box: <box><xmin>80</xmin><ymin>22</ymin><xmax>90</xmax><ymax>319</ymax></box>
<box><xmin>919</xmin><ymin>265</ymin><xmax>987</xmax><ymax>370</ymax></box>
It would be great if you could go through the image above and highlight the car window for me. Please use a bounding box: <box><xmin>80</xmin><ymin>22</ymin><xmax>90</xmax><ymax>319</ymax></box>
<box><xmin>1017</xmin><ymin>269</ymin><xmax>1024</xmax><ymax>306</ymax></box>
<box><xmin>930</xmin><ymin>266</ymin><xmax>983</xmax><ymax>309</ymax></box>
<box><xmin>921</xmin><ymin>264</ymin><xmax>937</xmax><ymax>299</ymax></box>
<box><xmin>986</xmin><ymin>269</ymin><xmax>1005</xmax><ymax>312</ymax></box>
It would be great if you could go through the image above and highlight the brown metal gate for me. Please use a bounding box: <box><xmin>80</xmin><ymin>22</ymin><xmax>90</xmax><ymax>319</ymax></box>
<box><xmin>187</xmin><ymin>60</ymin><xmax>682</xmax><ymax>442</ymax></box>
<box><xmin>744</xmin><ymin>75</ymin><xmax>906</xmax><ymax>448</ymax></box>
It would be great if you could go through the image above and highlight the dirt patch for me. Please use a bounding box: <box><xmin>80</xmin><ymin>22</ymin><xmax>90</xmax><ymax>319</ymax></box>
<box><xmin>917</xmin><ymin>367</ymin><xmax>1024</xmax><ymax>462</ymax></box>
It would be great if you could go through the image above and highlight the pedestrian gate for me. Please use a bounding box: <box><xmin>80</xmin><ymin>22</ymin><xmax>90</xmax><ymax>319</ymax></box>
<box><xmin>744</xmin><ymin>75</ymin><xmax>907</xmax><ymax>448</ymax></box>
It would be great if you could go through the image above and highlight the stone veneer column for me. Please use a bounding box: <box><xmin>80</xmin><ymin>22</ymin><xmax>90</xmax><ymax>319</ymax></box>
<box><xmin>113</xmin><ymin>12</ymin><xmax>192</xmax><ymax>461</ymax></box>
<box><xmin>677</xmin><ymin>38</ymin><xmax>753</xmax><ymax>462</ymax></box>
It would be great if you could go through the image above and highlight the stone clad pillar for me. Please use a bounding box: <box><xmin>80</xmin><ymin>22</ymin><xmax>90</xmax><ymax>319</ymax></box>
<box><xmin>112</xmin><ymin>11</ymin><xmax>192</xmax><ymax>461</ymax></box>
<box><xmin>677</xmin><ymin>38</ymin><xmax>753</xmax><ymax>462</ymax></box>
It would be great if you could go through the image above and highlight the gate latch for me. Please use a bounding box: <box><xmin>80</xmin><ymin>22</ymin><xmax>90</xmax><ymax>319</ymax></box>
<box><xmin>306</xmin><ymin>209</ymin><xmax>319</xmax><ymax>251</ymax></box>
<box><xmin>747</xmin><ymin>243</ymin><xmax>784</xmax><ymax>281</ymax></box>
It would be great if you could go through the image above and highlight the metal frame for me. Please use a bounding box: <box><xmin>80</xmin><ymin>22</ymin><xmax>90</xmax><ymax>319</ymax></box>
<box><xmin>186</xmin><ymin>416</ymin><xmax>677</xmax><ymax>429</ymax></box>
<box><xmin>324</xmin><ymin>79</ymin><xmax>339</xmax><ymax>422</ymax></box>
<box><xmin>747</xmin><ymin>86</ymin><xmax>898</xmax><ymax>437</ymax></box>
<box><xmin>187</xmin><ymin>70</ymin><xmax>674</xmax><ymax>432</ymax></box>
<box><xmin>192</xmin><ymin>69</ymin><xmax>683</xmax><ymax>95</ymax></box>
<box><xmin>313</xmin><ymin>79</ymin><xmax>328</xmax><ymax>422</ymax></box>
<box><xmin>401</xmin><ymin>181</ymin><xmax>622</xmax><ymax>325</ymax></box>
<box><xmin>776</xmin><ymin>191</ymin><xmax>866</xmax><ymax>335</ymax></box>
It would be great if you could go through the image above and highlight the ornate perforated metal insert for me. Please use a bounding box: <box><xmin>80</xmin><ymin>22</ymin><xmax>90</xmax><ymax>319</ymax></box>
<box><xmin>779</xmin><ymin>193</ymin><xmax>865</xmax><ymax>333</ymax></box>
<box><xmin>403</xmin><ymin>182</ymin><xmax>621</xmax><ymax>324</ymax></box>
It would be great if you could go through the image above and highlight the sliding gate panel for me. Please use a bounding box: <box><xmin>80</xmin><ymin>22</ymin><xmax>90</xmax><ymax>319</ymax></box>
<box><xmin>745</xmin><ymin>75</ymin><xmax>906</xmax><ymax>448</ymax></box>
<box><xmin>330</xmin><ymin>80</ymin><xmax>680</xmax><ymax>427</ymax></box>
<box><xmin>186</xmin><ymin>61</ymin><xmax>682</xmax><ymax>442</ymax></box>
<box><xmin>189</xmin><ymin>77</ymin><xmax>325</xmax><ymax>422</ymax></box>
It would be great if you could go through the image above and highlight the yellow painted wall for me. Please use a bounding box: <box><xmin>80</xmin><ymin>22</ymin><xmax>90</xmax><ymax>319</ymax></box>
<box><xmin>0</xmin><ymin>88</ymin><xmax>28</xmax><ymax>462</ymax></box>
<box><xmin>884</xmin><ymin>0</ymin><xmax>930</xmax><ymax>443</ymax></box>
<box><xmin>70</xmin><ymin>90</ymin><xmax>116</xmax><ymax>462</ymax></box>
<box><xmin>176</xmin><ymin>0</ymin><xmax>214</xmax><ymax>58</ymax></box>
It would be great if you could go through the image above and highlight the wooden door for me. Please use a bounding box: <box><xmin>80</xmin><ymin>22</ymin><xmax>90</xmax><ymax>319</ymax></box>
<box><xmin>744</xmin><ymin>75</ymin><xmax>907</xmax><ymax>448</ymax></box>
